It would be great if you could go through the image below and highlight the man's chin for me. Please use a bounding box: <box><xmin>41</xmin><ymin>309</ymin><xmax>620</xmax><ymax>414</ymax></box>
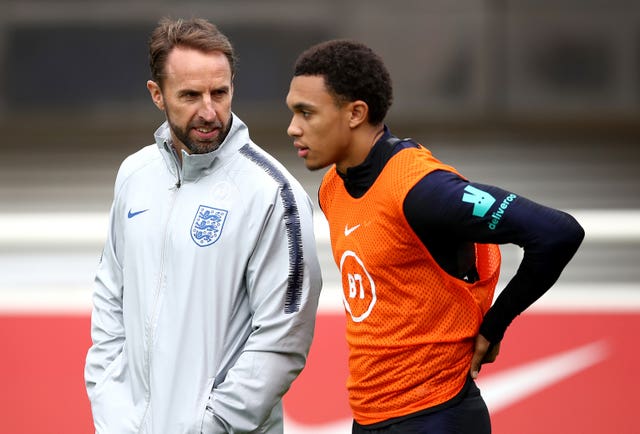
<box><xmin>305</xmin><ymin>160</ymin><xmax>325</xmax><ymax>172</ymax></box>
<box><xmin>192</xmin><ymin>141</ymin><xmax>223</xmax><ymax>154</ymax></box>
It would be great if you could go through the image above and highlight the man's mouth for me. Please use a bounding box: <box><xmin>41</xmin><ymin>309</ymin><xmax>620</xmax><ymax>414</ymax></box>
<box><xmin>193</xmin><ymin>126</ymin><xmax>219</xmax><ymax>141</ymax></box>
<box><xmin>296</xmin><ymin>145</ymin><xmax>309</xmax><ymax>159</ymax></box>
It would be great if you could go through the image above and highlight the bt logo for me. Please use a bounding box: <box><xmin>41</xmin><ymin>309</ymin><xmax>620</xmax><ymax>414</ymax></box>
<box><xmin>340</xmin><ymin>250</ymin><xmax>376</xmax><ymax>323</ymax></box>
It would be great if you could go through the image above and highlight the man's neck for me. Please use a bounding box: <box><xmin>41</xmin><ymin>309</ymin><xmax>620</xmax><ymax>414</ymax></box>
<box><xmin>336</xmin><ymin>123</ymin><xmax>385</xmax><ymax>174</ymax></box>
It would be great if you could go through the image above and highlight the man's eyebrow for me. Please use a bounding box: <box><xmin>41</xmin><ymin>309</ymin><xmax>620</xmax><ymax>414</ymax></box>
<box><xmin>177</xmin><ymin>88</ymin><xmax>198</xmax><ymax>96</ymax></box>
<box><xmin>211</xmin><ymin>84</ymin><xmax>231</xmax><ymax>93</ymax></box>
<box><xmin>291</xmin><ymin>102</ymin><xmax>315</xmax><ymax>111</ymax></box>
<box><xmin>176</xmin><ymin>84</ymin><xmax>231</xmax><ymax>95</ymax></box>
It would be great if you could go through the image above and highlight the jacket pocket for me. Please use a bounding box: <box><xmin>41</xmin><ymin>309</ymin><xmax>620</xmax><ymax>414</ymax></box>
<box><xmin>89</xmin><ymin>349</ymin><xmax>124</xmax><ymax>402</ymax></box>
<box><xmin>200</xmin><ymin>407</ymin><xmax>217</xmax><ymax>434</ymax></box>
<box><xmin>198</xmin><ymin>377</ymin><xmax>218</xmax><ymax>434</ymax></box>
<box><xmin>90</xmin><ymin>349</ymin><xmax>144</xmax><ymax>433</ymax></box>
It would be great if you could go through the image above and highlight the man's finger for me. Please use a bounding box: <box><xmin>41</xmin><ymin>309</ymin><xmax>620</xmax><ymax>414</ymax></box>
<box><xmin>470</xmin><ymin>334</ymin><xmax>492</xmax><ymax>379</ymax></box>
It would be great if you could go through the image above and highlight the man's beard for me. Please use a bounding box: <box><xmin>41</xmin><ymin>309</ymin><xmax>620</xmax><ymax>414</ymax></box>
<box><xmin>168</xmin><ymin>116</ymin><xmax>230</xmax><ymax>155</ymax></box>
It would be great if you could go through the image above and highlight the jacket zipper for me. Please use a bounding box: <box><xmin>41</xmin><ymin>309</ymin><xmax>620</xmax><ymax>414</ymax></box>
<box><xmin>139</xmin><ymin>145</ymin><xmax>182</xmax><ymax>431</ymax></box>
<box><xmin>170</xmin><ymin>146</ymin><xmax>183</xmax><ymax>188</ymax></box>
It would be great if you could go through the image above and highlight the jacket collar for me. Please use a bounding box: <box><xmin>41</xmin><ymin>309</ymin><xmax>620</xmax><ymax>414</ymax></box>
<box><xmin>154</xmin><ymin>113</ymin><xmax>250</xmax><ymax>182</ymax></box>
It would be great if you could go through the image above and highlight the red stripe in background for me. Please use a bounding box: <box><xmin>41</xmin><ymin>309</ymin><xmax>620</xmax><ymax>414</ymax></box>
<box><xmin>284</xmin><ymin>313</ymin><xmax>350</xmax><ymax>423</ymax></box>
<box><xmin>1</xmin><ymin>312</ymin><xmax>638</xmax><ymax>433</ymax></box>
<box><xmin>481</xmin><ymin>313</ymin><xmax>639</xmax><ymax>434</ymax></box>
<box><xmin>0</xmin><ymin>315</ymin><xmax>94</xmax><ymax>434</ymax></box>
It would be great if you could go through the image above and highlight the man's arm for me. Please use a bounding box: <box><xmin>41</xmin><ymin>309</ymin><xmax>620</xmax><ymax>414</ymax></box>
<box><xmin>475</xmin><ymin>192</ymin><xmax>585</xmax><ymax>342</ymax></box>
<box><xmin>208</xmin><ymin>184</ymin><xmax>322</xmax><ymax>432</ymax></box>
<box><xmin>84</xmin><ymin>202</ymin><xmax>125</xmax><ymax>398</ymax></box>
<box><xmin>404</xmin><ymin>170</ymin><xmax>584</xmax><ymax>370</ymax></box>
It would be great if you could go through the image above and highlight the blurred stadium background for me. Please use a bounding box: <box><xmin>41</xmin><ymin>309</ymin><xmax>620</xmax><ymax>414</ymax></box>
<box><xmin>0</xmin><ymin>0</ymin><xmax>639</xmax><ymax>432</ymax></box>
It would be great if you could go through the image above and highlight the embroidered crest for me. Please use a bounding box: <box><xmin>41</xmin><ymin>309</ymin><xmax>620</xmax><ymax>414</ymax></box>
<box><xmin>190</xmin><ymin>205</ymin><xmax>228</xmax><ymax>247</ymax></box>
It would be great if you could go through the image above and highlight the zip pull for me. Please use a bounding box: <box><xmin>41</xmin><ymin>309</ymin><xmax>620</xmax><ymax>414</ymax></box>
<box><xmin>168</xmin><ymin>143</ymin><xmax>183</xmax><ymax>189</ymax></box>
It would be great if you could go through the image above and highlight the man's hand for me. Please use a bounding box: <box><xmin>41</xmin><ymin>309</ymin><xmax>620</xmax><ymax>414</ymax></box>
<box><xmin>470</xmin><ymin>334</ymin><xmax>501</xmax><ymax>379</ymax></box>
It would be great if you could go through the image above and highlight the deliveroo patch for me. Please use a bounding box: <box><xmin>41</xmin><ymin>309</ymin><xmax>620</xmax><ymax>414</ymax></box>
<box><xmin>488</xmin><ymin>193</ymin><xmax>517</xmax><ymax>230</ymax></box>
<box><xmin>462</xmin><ymin>185</ymin><xmax>495</xmax><ymax>218</ymax></box>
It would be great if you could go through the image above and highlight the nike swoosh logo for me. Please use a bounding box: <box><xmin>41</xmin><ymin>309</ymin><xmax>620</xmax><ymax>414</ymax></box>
<box><xmin>344</xmin><ymin>224</ymin><xmax>361</xmax><ymax>236</ymax></box>
<box><xmin>127</xmin><ymin>209</ymin><xmax>149</xmax><ymax>219</ymax></box>
<box><xmin>282</xmin><ymin>340</ymin><xmax>609</xmax><ymax>432</ymax></box>
<box><xmin>478</xmin><ymin>340</ymin><xmax>609</xmax><ymax>413</ymax></box>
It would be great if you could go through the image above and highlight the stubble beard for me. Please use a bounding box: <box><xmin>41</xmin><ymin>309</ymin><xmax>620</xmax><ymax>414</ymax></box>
<box><xmin>168</xmin><ymin>115</ymin><xmax>230</xmax><ymax>155</ymax></box>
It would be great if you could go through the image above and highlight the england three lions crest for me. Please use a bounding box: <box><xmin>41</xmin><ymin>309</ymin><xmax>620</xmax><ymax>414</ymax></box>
<box><xmin>191</xmin><ymin>205</ymin><xmax>228</xmax><ymax>247</ymax></box>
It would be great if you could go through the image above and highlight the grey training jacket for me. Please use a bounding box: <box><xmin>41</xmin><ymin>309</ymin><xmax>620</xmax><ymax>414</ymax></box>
<box><xmin>84</xmin><ymin>116</ymin><xmax>322</xmax><ymax>433</ymax></box>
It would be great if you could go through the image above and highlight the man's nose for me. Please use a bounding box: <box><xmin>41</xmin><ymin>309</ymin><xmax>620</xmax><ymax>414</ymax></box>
<box><xmin>287</xmin><ymin>117</ymin><xmax>301</xmax><ymax>137</ymax></box>
<box><xmin>199</xmin><ymin>96</ymin><xmax>217</xmax><ymax>121</ymax></box>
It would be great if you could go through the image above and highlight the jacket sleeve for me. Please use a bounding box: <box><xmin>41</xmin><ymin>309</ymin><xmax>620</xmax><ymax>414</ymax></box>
<box><xmin>84</xmin><ymin>199</ymin><xmax>125</xmax><ymax>399</ymax></box>
<box><xmin>208</xmin><ymin>182</ymin><xmax>323</xmax><ymax>433</ymax></box>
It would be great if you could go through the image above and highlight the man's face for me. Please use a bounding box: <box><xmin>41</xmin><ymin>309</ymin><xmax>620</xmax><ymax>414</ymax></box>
<box><xmin>147</xmin><ymin>47</ymin><xmax>233</xmax><ymax>155</ymax></box>
<box><xmin>286</xmin><ymin>75</ymin><xmax>354</xmax><ymax>171</ymax></box>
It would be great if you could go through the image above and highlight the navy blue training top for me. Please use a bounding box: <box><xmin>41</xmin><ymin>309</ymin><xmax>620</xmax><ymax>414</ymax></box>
<box><xmin>334</xmin><ymin>128</ymin><xmax>585</xmax><ymax>344</ymax></box>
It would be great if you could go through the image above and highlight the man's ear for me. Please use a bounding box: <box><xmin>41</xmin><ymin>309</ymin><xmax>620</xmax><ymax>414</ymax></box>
<box><xmin>147</xmin><ymin>80</ymin><xmax>165</xmax><ymax>111</ymax></box>
<box><xmin>348</xmin><ymin>100</ymin><xmax>368</xmax><ymax>128</ymax></box>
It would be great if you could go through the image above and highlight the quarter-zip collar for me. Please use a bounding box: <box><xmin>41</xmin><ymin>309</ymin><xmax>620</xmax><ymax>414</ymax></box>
<box><xmin>153</xmin><ymin>113</ymin><xmax>250</xmax><ymax>183</ymax></box>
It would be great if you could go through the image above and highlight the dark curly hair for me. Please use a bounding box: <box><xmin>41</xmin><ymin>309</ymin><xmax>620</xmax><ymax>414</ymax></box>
<box><xmin>293</xmin><ymin>39</ymin><xmax>393</xmax><ymax>125</ymax></box>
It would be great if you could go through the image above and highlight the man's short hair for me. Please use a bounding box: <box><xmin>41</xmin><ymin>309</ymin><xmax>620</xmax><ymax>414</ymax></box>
<box><xmin>293</xmin><ymin>39</ymin><xmax>393</xmax><ymax>124</ymax></box>
<box><xmin>148</xmin><ymin>17</ymin><xmax>237</xmax><ymax>87</ymax></box>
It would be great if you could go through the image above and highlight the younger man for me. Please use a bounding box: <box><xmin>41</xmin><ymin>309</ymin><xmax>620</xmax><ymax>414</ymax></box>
<box><xmin>286</xmin><ymin>39</ymin><xmax>584</xmax><ymax>433</ymax></box>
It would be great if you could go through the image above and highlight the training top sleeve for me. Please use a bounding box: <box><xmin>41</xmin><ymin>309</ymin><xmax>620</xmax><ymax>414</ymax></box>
<box><xmin>404</xmin><ymin>170</ymin><xmax>585</xmax><ymax>343</ymax></box>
